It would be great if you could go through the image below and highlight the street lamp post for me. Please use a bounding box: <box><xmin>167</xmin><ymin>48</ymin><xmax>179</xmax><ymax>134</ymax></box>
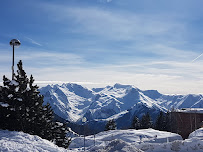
<box><xmin>82</xmin><ymin>117</ymin><xmax>87</xmax><ymax>151</ymax></box>
<box><xmin>10</xmin><ymin>39</ymin><xmax>21</xmax><ymax>80</ymax></box>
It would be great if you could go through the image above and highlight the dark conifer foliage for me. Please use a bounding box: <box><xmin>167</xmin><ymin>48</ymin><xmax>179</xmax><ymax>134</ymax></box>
<box><xmin>165</xmin><ymin>110</ymin><xmax>177</xmax><ymax>133</ymax></box>
<box><xmin>105</xmin><ymin>119</ymin><xmax>116</xmax><ymax>131</ymax></box>
<box><xmin>52</xmin><ymin>122</ymin><xmax>71</xmax><ymax>149</ymax></box>
<box><xmin>155</xmin><ymin>111</ymin><xmax>167</xmax><ymax>131</ymax></box>
<box><xmin>139</xmin><ymin>112</ymin><xmax>153</xmax><ymax>129</ymax></box>
<box><xmin>131</xmin><ymin>116</ymin><xmax>140</xmax><ymax>129</ymax></box>
<box><xmin>0</xmin><ymin>60</ymin><xmax>71</xmax><ymax>148</ymax></box>
<box><xmin>165</xmin><ymin>111</ymin><xmax>171</xmax><ymax>132</ymax></box>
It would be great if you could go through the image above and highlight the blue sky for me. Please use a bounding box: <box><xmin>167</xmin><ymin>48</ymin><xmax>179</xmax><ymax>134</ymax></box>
<box><xmin>0</xmin><ymin>0</ymin><xmax>203</xmax><ymax>94</ymax></box>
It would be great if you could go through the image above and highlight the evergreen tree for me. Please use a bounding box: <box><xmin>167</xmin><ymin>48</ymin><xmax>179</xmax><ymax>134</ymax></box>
<box><xmin>164</xmin><ymin>111</ymin><xmax>171</xmax><ymax>132</ymax></box>
<box><xmin>0</xmin><ymin>85</ymin><xmax>12</xmax><ymax>130</ymax></box>
<box><xmin>140</xmin><ymin>112</ymin><xmax>153</xmax><ymax>129</ymax></box>
<box><xmin>165</xmin><ymin>110</ymin><xmax>177</xmax><ymax>133</ymax></box>
<box><xmin>155</xmin><ymin>111</ymin><xmax>167</xmax><ymax>131</ymax></box>
<box><xmin>131</xmin><ymin>116</ymin><xmax>140</xmax><ymax>129</ymax></box>
<box><xmin>52</xmin><ymin>122</ymin><xmax>71</xmax><ymax>148</ymax></box>
<box><xmin>0</xmin><ymin>60</ymin><xmax>71</xmax><ymax>148</ymax></box>
<box><xmin>0</xmin><ymin>75</ymin><xmax>21</xmax><ymax>131</ymax></box>
<box><xmin>105</xmin><ymin>119</ymin><xmax>116</xmax><ymax>131</ymax></box>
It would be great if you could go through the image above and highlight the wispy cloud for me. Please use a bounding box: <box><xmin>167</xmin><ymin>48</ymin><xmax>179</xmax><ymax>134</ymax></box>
<box><xmin>0</xmin><ymin>45</ymin><xmax>85</xmax><ymax>70</ymax></box>
<box><xmin>24</xmin><ymin>37</ymin><xmax>42</xmax><ymax>46</ymax></box>
<box><xmin>25</xmin><ymin>63</ymin><xmax>203</xmax><ymax>94</ymax></box>
<box><xmin>98</xmin><ymin>0</ymin><xmax>113</xmax><ymax>3</ymax></box>
<box><xmin>42</xmin><ymin>4</ymin><xmax>183</xmax><ymax>42</ymax></box>
<box><xmin>70</xmin><ymin>8</ymin><xmax>182</xmax><ymax>41</ymax></box>
<box><xmin>17</xmin><ymin>51</ymin><xmax>83</xmax><ymax>65</ymax></box>
<box><xmin>1</xmin><ymin>48</ymin><xmax>203</xmax><ymax>94</ymax></box>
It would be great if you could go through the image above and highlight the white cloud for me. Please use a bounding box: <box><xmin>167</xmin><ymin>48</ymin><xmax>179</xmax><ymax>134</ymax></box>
<box><xmin>1</xmin><ymin>56</ymin><xmax>203</xmax><ymax>94</ymax></box>
<box><xmin>0</xmin><ymin>50</ymin><xmax>84</xmax><ymax>66</ymax></box>
<box><xmin>0</xmin><ymin>46</ymin><xmax>85</xmax><ymax>82</ymax></box>
<box><xmin>98</xmin><ymin>0</ymin><xmax>113</xmax><ymax>3</ymax></box>
<box><xmin>42</xmin><ymin>4</ymin><xmax>183</xmax><ymax>42</ymax></box>
<box><xmin>136</xmin><ymin>44</ymin><xmax>197</xmax><ymax>60</ymax></box>
<box><xmin>17</xmin><ymin>51</ymin><xmax>83</xmax><ymax>65</ymax></box>
<box><xmin>1</xmin><ymin>41</ymin><xmax>203</xmax><ymax>95</ymax></box>
<box><xmin>71</xmin><ymin>8</ymin><xmax>181</xmax><ymax>40</ymax></box>
<box><xmin>15</xmin><ymin>56</ymin><xmax>202</xmax><ymax>95</ymax></box>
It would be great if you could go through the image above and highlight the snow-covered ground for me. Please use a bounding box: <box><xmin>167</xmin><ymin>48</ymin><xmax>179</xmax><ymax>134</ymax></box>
<box><xmin>189</xmin><ymin>128</ymin><xmax>203</xmax><ymax>139</ymax></box>
<box><xmin>0</xmin><ymin>130</ymin><xmax>70</xmax><ymax>152</ymax></box>
<box><xmin>69</xmin><ymin>128</ymin><xmax>203</xmax><ymax>152</ymax></box>
<box><xmin>1</xmin><ymin>128</ymin><xmax>203</xmax><ymax>152</ymax></box>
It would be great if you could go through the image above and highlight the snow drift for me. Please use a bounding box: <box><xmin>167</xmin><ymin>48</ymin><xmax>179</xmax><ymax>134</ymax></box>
<box><xmin>69</xmin><ymin>128</ymin><xmax>203</xmax><ymax>152</ymax></box>
<box><xmin>0</xmin><ymin>130</ymin><xmax>70</xmax><ymax>152</ymax></box>
<box><xmin>1</xmin><ymin>128</ymin><xmax>202</xmax><ymax>152</ymax></box>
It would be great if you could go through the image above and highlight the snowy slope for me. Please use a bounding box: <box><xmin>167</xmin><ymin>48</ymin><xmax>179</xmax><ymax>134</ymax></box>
<box><xmin>69</xmin><ymin>128</ymin><xmax>182</xmax><ymax>151</ymax></box>
<box><xmin>85</xmin><ymin>84</ymin><xmax>167</xmax><ymax>130</ymax></box>
<box><xmin>40</xmin><ymin>83</ymin><xmax>167</xmax><ymax>121</ymax></box>
<box><xmin>143</xmin><ymin>90</ymin><xmax>203</xmax><ymax>109</ymax></box>
<box><xmin>69</xmin><ymin>129</ymin><xmax>182</xmax><ymax>149</ymax></box>
<box><xmin>69</xmin><ymin>128</ymin><xmax>203</xmax><ymax>152</ymax></box>
<box><xmin>0</xmin><ymin>130</ymin><xmax>71</xmax><ymax>152</ymax></box>
<box><xmin>1</xmin><ymin>129</ymin><xmax>202</xmax><ymax>152</ymax></box>
<box><xmin>188</xmin><ymin>127</ymin><xmax>203</xmax><ymax>139</ymax></box>
<box><xmin>40</xmin><ymin>83</ymin><xmax>95</xmax><ymax>122</ymax></box>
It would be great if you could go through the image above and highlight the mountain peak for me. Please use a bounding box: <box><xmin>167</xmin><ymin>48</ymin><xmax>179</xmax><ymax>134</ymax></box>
<box><xmin>142</xmin><ymin>90</ymin><xmax>162</xmax><ymax>99</ymax></box>
<box><xmin>113</xmin><ymin>83</ymin><xmax>134</xmax><ymax>89</ymax></box>
<box><xmin>61</xmin><ymin>83</ymin><xmax>82</xmax><ymax>88</ymax></box>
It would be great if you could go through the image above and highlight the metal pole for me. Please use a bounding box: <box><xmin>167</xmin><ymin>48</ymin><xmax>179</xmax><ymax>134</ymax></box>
<box><xmin>94</xmin><ymin>133</ymin><xmax>95</xmax><ymax>146</ymax></box>
<box><xmin>12</xmin><ymin>45</ymin><xmax>14</xmax><ymax>80</ymax></box>
<box><xmin>82</xmin><ymin>117</ymin><xmax>86</xmax><ymax>151</ymax></box>
<box><xmin>84</xmin><ymin>124</ymin><xmax>85</xmax><ymax>151</ymax></box>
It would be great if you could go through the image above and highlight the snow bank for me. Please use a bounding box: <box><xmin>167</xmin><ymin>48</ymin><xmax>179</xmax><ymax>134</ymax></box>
<box><xmin>0</xmin><ymin>130</ymin><xmax>72</xmax><ymax>152</ymax></box>
<box><xmin>188</xmin><ymin>128</ymin><xmax>203</xmax><ymax>139</ymax></box>
<box><xmin>69</xmin><ymin>129</ymin><xmax>182</xmax><ymax>151</ymax></box>
<box><xmin>9</xmin><ymin>80</ymin><xmax>19</xmax><ymax>86</ymax></box>
<box><xmin>136</xmin><ymin>138</ymin><xmax>203</xmax><ymax>152</ymax></box>
<box><xmin>90</xmin><ymin>136</ymin><xmax>203</xmax><ymax>152</ymax></box>
<box><xmin>90</xmin><ymin>139</ymin><xmax>143</xmax><ymax>152</ymax></box>
<box><xmin>1</xmin><ymin>129</ymin><xmax>202</xmax><ymax>152</ymax></box>
<box><xmin>69</xmin><ymin>128</ymin><xmax>203</xmax><ymax>151</ymax></box>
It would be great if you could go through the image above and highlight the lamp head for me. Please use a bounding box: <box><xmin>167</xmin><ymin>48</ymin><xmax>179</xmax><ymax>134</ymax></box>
<box><xmin>10</xmin><ymin>39</ymin><xmax>21</xmax><ymax>47</ymax></box>
<box><xmin>82</xmin><ymin>117</ymin><xmax>87</xmax><ymax>123</ymax></box>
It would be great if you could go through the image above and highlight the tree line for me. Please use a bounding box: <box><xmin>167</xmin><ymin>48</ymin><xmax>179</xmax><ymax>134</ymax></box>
<box><xmin>105</xmin><ymin>111</ymin><xmax>176</xmax><ymax>132</ymax></box>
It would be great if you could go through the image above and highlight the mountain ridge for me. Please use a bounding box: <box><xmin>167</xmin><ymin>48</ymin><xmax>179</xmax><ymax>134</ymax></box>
<box><xmin>39</xmin><ymin>83</ymin><xmax>203</xmax><ymax>131</ymax></box>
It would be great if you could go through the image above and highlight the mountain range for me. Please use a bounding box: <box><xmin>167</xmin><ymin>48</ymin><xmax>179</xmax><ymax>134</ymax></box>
<box><xmin>39</xmin><ymin>83</ymin><xmax>203</xmax><ymax>133</ymax></box>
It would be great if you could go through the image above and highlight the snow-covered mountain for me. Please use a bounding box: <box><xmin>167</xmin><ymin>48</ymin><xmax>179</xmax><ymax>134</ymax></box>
<box><xmin>40</xmin><ymin>83</ymin><xmax>94</xmax><ymax>122</ymax></box>
<box><xmin>39</xmin><ymin>83</ymin><xmax>203</xmax><ymax>131</ymax></box>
